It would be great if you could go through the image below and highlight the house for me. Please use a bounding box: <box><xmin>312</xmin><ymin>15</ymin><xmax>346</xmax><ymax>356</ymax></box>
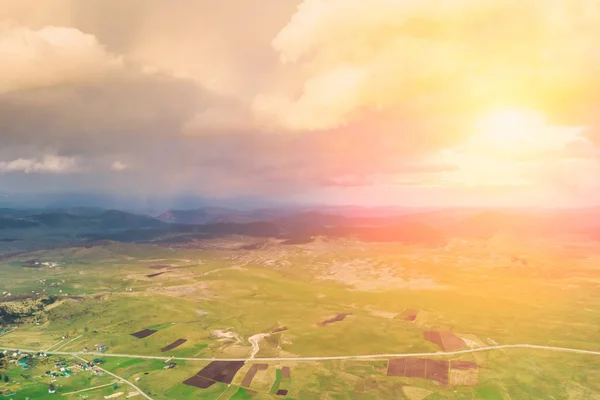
<box><xmin>49</xmin><ymin>384</ymin><xmax>56</xmax><ymax>394</ymax></box>
<box><xmin>96</xmin><ymin>345</ymin><xmax>107</xmax><ymax>353</ymax></box>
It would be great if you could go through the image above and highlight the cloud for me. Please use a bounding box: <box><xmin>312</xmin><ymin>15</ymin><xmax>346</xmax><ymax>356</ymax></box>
<box><xmin>0</xmin><ymin>155</ymin><xmax>79</xmax><ymax>173</ymax></box>
<box><xmin>0</xmin><ymin>0</ymin><xmax>600</xmax><ymax>206</ymax></box>
<box><xmin>110</xmin><ymin>161</ymin><xmax>128</xmax><ymax>171</ymax></box>
<box><xmin>257</xmin><ymin>0</ymin><xmax>600</xmax><ymax>131</ymax></box>
<box><xmin>0</xmin><ymin>24</ymin><xmax>220</xmax><ymax>154</ymax></box>
<box><xmin>0</xmin><ymin>26</ymin><xmax>122</xmax><ymax>94</ymax></box>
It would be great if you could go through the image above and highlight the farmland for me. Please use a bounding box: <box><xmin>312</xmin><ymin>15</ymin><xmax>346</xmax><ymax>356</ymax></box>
<box><xmin>2</xmin><ymin>233</ymin><xmax>600</xmax><ymax>399</ymax></box>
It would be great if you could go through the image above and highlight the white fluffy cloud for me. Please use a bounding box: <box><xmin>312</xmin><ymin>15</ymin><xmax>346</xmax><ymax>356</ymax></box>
<box><xmin>0</xmin><ymin>155</ymin><xmax>79</xmax><ymax>173</ymax></box>
<box><xmin>110</xmin><ymin>161</ymin><xmax>128</xmax><ymax>171</ymax></box>
<box><xmin>256</xmin><ymin>0</ymin><xmax>600</xmax><ymax>131</ymax></box>
<box><xmin>0</xmin><ymin>26</ymin><xmax>122</xmax><ymax>94</ymax></box>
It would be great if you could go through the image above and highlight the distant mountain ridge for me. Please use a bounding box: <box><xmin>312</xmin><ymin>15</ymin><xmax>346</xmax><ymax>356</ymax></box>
<box><xmin>1</xmin><ymin>206</ymin><xmax>599</xmax><ymax>246</ymax></box>
<box><xmin>0</xmin><ymin>209</ymin><xmax>165</xmax><ymax>231</ymax></box>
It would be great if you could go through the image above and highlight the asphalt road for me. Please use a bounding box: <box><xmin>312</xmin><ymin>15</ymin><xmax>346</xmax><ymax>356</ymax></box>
<box><xmin>2</xmin><ymin>343</ymin><xmax>600</xmax><ymax>362</ymax></box>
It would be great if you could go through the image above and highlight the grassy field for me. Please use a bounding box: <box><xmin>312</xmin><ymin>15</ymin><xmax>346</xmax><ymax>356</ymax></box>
<box><xmin>2</xmin><ymin>235</ymin><xmax>600</xmax><ymax>398</ymax></box>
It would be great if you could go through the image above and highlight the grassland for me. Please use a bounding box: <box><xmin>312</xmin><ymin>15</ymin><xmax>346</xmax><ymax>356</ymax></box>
<box><xmin>2</xmin><ymin>234</ymin><xmax>600</xmax><ymax>398</ymax></box>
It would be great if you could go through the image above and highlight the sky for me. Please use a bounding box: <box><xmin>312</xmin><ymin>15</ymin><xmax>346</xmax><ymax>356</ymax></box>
<box><xmin>1</xmin><ymin>0</ymin><xmax>600</xmax><ymax>207</ymax></box>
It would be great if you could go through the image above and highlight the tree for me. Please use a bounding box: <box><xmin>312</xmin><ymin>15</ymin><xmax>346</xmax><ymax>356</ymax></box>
<box><xmin>4</xmin><ymin>375</ymin><xmax>9</xmax><ymax>383</ymax></box>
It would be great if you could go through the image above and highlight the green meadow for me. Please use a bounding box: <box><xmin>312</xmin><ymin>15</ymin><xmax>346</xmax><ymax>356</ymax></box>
<box><xmin>2</xmin><ymin>236</ymin><xmax>600</xmax><ymax>398</ymax></box>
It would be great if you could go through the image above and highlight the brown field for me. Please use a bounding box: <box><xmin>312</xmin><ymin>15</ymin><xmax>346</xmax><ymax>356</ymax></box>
<box><xmin>181</xmin><ymin>375</ymin><xmax>215</xmax><ymax>389</ymax></box>
<box><xmin>271</xmin><ymin>326</ymin><xmax>288</xmax><ymax>333</ymax></box>
<box><xmin>131</xmin><ymin>329</ymin><xmax>157</xmax><ymax>339</ymax></box>
<box><xmin>146</xmin><ymin>272</ymin><xmax>168</xmax><ymax>278</ymax></box>
<box><xmin>403</xmin><ymin>309</ymin><xmax>419</xmax><ymax>322</ymax></box>
<box><xmin>317</xmin><ymin>313</ymin><xmax>351</xmax><ymax>326</ymax></box>
<box><xmin>388</xmin><ymin>358</ymin><xmax>479</xmax><ymax>387</ymax></box>
<box><xmin>425</xmin><ymin>359</ymin><xmax>449</xmax><ymax>385</ymax></box>
<box><xmin>281</xmin><ymin>366</ymin><xmax>291</xmax><ymax>379</ymax></box>
<box><xmin>161</xmin><ymin>338</ymin><xmax>187</xmax><ymax>352</ymax></box>
<box><xmin>183</xmin><ymin>361</ymin><xmax>246</xmax><ymax>389</ymax></box>
<box><xmin>405</xmin><ymin>358</ymin><xmax>428</xmax><ymax>379</ymax></box>
<box><xmin>388</xmin><ymin>358</ymin><xmax>448</xmax><ymax>384</ymax></box>
<box><xmin>276</xmin><ymin>389</ymin><xmax>289</xmax><ymax>396</ymax></box>
<box><xmin>241</xmin><ymin>364</ymin><xmax>268</xmax><ymax>388</ymax></box>
<box><xmin>423</xmin><ymin>331</ymin><xmax>468</xmax><ymax>351</ymax></box>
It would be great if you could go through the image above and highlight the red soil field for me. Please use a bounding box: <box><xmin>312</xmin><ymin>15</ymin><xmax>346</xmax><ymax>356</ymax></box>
<box><xmin>425</xmin><ymin>359</ymin><xmax>449</xmax><ymax>385</ymax></box>
<box><xmin>388</xmin><ymin>358</ymin><xmax>448</xmax><ymax>384</ymax></box>
<box><xmin>388</xmin><ymin>357</ymin><xmax>478</xmax><ymax>387</ymax></box>
<box><xmin>405</xmin><ymin>358</ymin><xmax>428</xmax><ymax>379</ymax></box>
<box><xmin>423</xmin><ymin>331</ymin><xmax>468</xmax><ymax>351</ymax></box>
<box><xmin>399</xmin><ymin>309</ymin><xmax>419</xmax><ymax>321</ymax></box>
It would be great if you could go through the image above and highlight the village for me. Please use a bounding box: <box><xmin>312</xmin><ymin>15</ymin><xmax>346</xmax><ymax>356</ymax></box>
<box><xmin>0</xmin><ymin>340</ymin><xmax>178</xmax><ymax>398</ymax></box>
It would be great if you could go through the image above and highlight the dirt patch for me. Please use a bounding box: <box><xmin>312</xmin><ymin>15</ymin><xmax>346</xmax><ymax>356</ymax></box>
<box><xmin>315</xmin><ymin>258</ymin><xmax>448</xmax><ymax>292</ymax></box>
<box><xmin>212</xmin><ymin>329</ymin><xmax>242</xmax><ymax>344</ymax></box>
<box><xmin>271</xmin><ymin>326</ymin><xmax>288</xmax><ymax>333</ymax></box>
<box><xmin>183</xmin><ymin>361</ymin><xmax>245</xmax><ymax>389</ymax></box>
<box><xmin>276</xmin><ymin>389</ymin><xmax>289</xmax><ymax>396</ymax></box>
<box><xmin>240</xmin><ymin>364</ymin><xmax>268</xmax><ymax>388</ymax></box>
<box><xmin>448</xmin><ymin>362</ymin><xmax>478</xmax><ymax>386</ymax></box>
<box><xmin>450</xmin><ymin>360</ymin><xmax>477</xmax><ymax>370</ymax></box>
<box><xmin>368</xmin><ymin>309</ymin><xmax>398</xmax><ymax>319</ymax></box>
<box><xmin>149</xmin><ymin>264</ymin><xmax>170</xmax><ymax>269</ymax></box>
<box><xmin>104</xmin><ymin>393</ymin><xmax>124</xmax><ymax>399</ymax></box>
<box><xmin>2</xmin><ymin>294</ymin><xmax>37</xmax><ymax>302</ymax></box>
<box><xmin>318</xmin><ymin>313</ymin><xmax>351</xmax><ymax>326</ymax></box>
<box><xmin>281</xmin><ymin>366</ymin><xmax>291</xmax><ymax>379</ymax></box>
<box><xmin>146</xmin><ymin>272</ymin><xmax>168</xmax><ymax>278</ymax></box>
<box><xmin>147</xmin><ymin>282</ymin><xmax>210</xmax><ymax>299</ymax></box>
<box><xmin>458</xmin><ymin>334</ymin><xmax>486</xmax><ymax>349</ymax></box>
<box><xmin>248</xmin><ymin>333</ymin><xmax>270</xmax><ymax>358</ymax></box>
<box><xmin>423</xmin><ymin>331</ymin><xmax>468</xmax><ymax>351</ymax></box>
<box><xmin>131</xmin><ymin>329</ymin><xmax>157</xmax><ymax>339</ymax></box>
<box><xmin>402</xmin><ymin>309</ymin><xmax>419</xmax><ymax>322</ymax></box>
<box><xmin>161</xmin><ymin>339</ymin><xmax>187</xmax><ymax>352</ymax></box>
<box><xmin>402</xmin><ymin>386</ymin><xmax>433</xmax><ymax>400</ymax></box>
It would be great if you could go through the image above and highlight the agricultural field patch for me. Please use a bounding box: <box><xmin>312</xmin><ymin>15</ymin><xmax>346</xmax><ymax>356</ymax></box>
<box><xmin>183</xmin><ymin>360</ymin><xmax>245</xmax><ymax>389</ymax></box>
